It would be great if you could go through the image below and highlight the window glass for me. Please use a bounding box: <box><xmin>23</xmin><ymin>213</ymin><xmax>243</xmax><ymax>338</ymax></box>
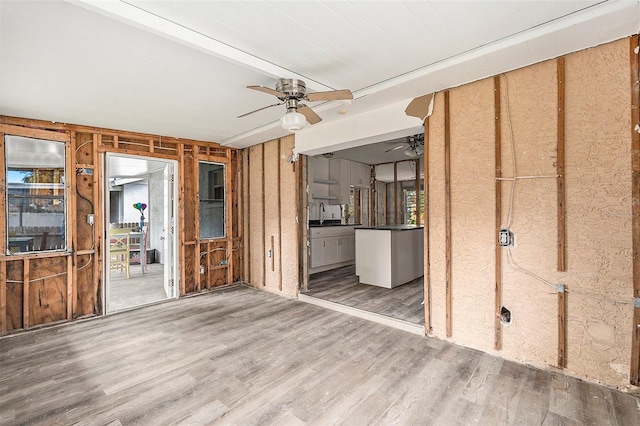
<box><xmin>5</xmin><ymin>135</ymin><xmax>66</xmax><ymax>253</ymax></box>
<box><xmin>199</xmin><ymin>162</ymin><xmax>225</xmax><ymax>239</ymax></box>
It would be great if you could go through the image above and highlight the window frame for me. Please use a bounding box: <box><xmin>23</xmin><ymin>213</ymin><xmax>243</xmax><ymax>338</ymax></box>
<box><xmin>4</xmin><ymin>134</ymin><xmax>69</xmax><ymax>255</ymax></box>
<box><xmin>198</xmin><ymin>160</ymin><xmax>226</xmax><ymax>240</ymax></box>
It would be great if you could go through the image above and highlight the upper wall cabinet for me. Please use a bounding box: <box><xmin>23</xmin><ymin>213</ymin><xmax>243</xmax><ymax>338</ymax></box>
<box><xmin>350</xmin><ymin>162</ymin><xmax>371</xmax><ymax>188</ymax></box>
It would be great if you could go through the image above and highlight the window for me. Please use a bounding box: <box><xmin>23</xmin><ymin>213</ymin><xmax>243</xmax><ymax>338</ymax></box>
<box><xmin>404</xmin><ymin>188</ymin><xmax>424</xmax><ymax>225</ymax></box>
<box><xmin>199</xmin><ymin>161</ymin><xmax>225</xmax><ymax>239</ymax></box>
<box><xmin>5</xmin><ymin>135</ymin><xmax>67</xmax><ymax>253</ymax></box>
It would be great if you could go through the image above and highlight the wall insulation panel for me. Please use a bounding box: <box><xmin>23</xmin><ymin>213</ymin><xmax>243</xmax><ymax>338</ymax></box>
<box><xmin>248</xmin><ymin>144</ymin><xmax>265</xmax><ymax>287</ymax></box>
<box><xmin>448</xmin><ymin>77</ymin><xmax>495</xmax><ymax>350</ymax></box>
<box><xmin>427</xmin><ymin>92</ymin><xmax>447</xmax><ymax>337</ymax></box>
<box><xmin>563</xmin><ymin>38</ymin><xmax>632</xmax><ymax>384</ymax></box>
<box><xmin>279</xmin><ymin>136</ymin><xmax>299</xmax><ymax>298</ymax></box>
<box><xmin>264</xmin><ymin>140</ymin><xmax>282</xmax><ymax>293</ymax></box>
<box><xmin>426</xmin><ymin>37</ymin><xmax>634</xmax><ymax>387</ymax></box>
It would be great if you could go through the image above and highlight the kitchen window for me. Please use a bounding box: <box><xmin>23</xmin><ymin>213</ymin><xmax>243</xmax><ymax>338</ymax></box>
<box><xmin>198</xmin><ymin>161</ymin><xmax>225</xmax><ymax>239</ymax></box>
<box><xmin>5</xmin><ymin>135</ymin><xmax>67</xmax><ymax>253</ymax></box>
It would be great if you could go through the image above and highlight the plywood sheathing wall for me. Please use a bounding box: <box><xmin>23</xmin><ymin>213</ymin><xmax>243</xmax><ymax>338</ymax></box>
<box><xmin>426</xmin><ymin>37</ymin><xmax>634</xmax><ymax>388</ymax></box>
<box><xmin>0</xmin><ymin>116</ymin><xmax>241</xmax><ymax>335</ymax></box>
<box><xmin>243</xmin><ymin>136</ymin><xmax>299</xmax><ymax>298</ymax></box>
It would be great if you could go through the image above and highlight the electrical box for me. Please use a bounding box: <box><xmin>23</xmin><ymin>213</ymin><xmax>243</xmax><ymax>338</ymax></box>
<box><xmin>499</xmin><ymin>229</ymin><xmax>514</xmax><ymax>247</ymax></box>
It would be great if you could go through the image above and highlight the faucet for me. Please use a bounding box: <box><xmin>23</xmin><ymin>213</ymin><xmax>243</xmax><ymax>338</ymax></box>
<box><xmin>319</xmin><ymin>202</ymin><xmax>325</xmax><ymax>225</ymax></box>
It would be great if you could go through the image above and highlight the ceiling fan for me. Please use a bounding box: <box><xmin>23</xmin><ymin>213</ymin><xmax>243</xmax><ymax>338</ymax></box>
<box><xmin>238</xmin><ymin>78</ymin><xmax>353</xmax><ymax>132</ymax></box>
<box><xmin>384</xmin><ymin>134</ymin><xmax>425</xmax><ymax>157</ymax></box>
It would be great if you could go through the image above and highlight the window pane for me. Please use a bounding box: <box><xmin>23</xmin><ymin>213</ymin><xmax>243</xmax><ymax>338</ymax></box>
<box><xmin>199</xmin><ymin>162</ymin><xmax>225</xmax><ymax>239</ymax></box>
<box><xmin>5</xmin><ymin>135</ymin><xmax>66</xmax><ymax>253</ymax></box>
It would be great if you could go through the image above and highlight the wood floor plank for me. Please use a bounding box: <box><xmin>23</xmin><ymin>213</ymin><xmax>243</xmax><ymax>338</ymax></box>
<box><xmin>0</xmin><ymin>285</ymin><xmax>638</xmax><ymax>425</ymax></box>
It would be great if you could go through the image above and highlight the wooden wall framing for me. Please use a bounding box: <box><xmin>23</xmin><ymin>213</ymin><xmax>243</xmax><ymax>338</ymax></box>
<box><xmin>0</xmin><ymin>115</ymin><xmax>242</xmax><ymax>335</ymax></box>
<box><xmin>630</xmin><ymin>34</ymin><xmax>640</xmax><ymax>386</ymax></box>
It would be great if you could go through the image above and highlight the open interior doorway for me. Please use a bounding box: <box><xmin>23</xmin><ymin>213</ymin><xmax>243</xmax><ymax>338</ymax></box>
<box><xmin>302</xmin><ymin>139</ymin><xmax>425</xmax><ymax>330</ymax></box>
<box><xmin>105</xmin><ymin>154</ymin><xmax>178</xmax><ymax>313</ymax></box>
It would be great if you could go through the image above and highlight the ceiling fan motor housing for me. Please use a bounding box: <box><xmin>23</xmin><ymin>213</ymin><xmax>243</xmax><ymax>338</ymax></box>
<box><xmin>276</xmin><ymin>79</ymin><xmax>306</xmax><ymax>100</ymax></box>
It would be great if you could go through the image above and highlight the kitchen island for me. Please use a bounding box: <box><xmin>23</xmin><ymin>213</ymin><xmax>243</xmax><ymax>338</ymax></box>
<box><xmin>355</xmin><ymin>225</ymin><xmax>424</xmax><ymax>288</ymax></box>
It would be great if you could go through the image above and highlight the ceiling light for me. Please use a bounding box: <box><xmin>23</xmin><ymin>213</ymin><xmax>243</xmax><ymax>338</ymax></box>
<box><xmin>281</xmin><ymin>111</ymin><xmax>307</xmax><ymax>132</ymax></box>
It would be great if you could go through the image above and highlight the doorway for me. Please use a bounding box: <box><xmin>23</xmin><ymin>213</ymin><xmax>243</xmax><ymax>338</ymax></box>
<box><xmin>104</xmin><ymin>153</ymin><xmax>178</xmax><ymax>313</ymax></box>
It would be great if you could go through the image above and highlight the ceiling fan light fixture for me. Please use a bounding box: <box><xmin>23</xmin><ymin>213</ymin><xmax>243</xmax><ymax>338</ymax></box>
<box><xmin>404</xmin><ymin>144</ymin><xmax>424</xmax><ymax>157</ymax></box>
<box><xmin>281</xmin><ymin>111</ymin><xmax>307</xmax><ymax>132</ymax></box>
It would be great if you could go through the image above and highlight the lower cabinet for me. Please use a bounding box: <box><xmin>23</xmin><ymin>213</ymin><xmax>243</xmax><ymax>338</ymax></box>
<box><xmin>310</xmin><ymin>226</ymin><xmax>356</xmax><ymax>272</ymax></box>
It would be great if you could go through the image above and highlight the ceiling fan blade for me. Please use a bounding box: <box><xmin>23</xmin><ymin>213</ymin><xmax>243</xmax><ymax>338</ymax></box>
<box><xmin>384</xmin><ymin>145</ymin><xmax>405</xmax><ymax>153</ymax></box>
<box><xmin>247</xmin><ymin>85</ymin><xmax>287</xmax><ymax>98</ymax></box>
<box><xmin>305</xmin><ymin>89</ymin><xmax>353</xmax><ymax>102</ymax></box>
<box><xmin>298</xmin><ymin>105</ymin><xmax>322</xmax><ymax>125</ymax></box>
<box><xmin>237</xmin><ymin>102</ymin><xmax>283</xmax><ymax>118</ymax></box>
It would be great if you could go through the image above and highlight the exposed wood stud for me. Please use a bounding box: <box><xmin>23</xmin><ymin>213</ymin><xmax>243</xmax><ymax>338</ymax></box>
<box><xmin>277</xmin><ymin>139</ymin><xmax>283</xmax><ymax>291</ymax></box>
<box><xmin>423</xmin><ymin>118</ymin><xmax>431</xmax><ymax>334</ymax></box>
<box><xmin>113</xmin><ymin>135</ymin><xmax>118</xmax><ymax>149</ymax></box>
<box><xmin>630</xmin><ymin>35</ymin><xmax>640</xmax><ymax>386</ymax></box>
<box><xmin>0</xmin><ymin>132</ymin><xmax>6</xmax><ymax>332</ymax></box>
<box><xmin>23</xmin><ymin>258</ymin><xmax>29</xmax><ymax>329</ymax></box>
<box><xmin>149</xmin><ymin>139</ymin><xmax>154</xmax><ymax>153</ymax></box>
<box><xmin>193</xmin><ymin>146</ymin><xmax>201</xmax><ymax>292</ymax></box>
<box><xmin>94</xmin><ymin>134</ymin><xmax>103</xmax><ymax>314</ymax></box>
<box><xmin>558</xmin><ymin>288</ymin><xmax>567</xmax><ymax>368</ymax></box>
<box><xmin>246</xmin><ymin>148</ymin><xmax>252</xmax><ymax>285</ymax></box>
<box><xmin>415</xmin><ymin>158</ymin><xmax>421</xmax><ymax>226</ymax></box>
<box><xmin>557</xmin><ymin>57</ymin><xmax>567</xmax><ymax>272</ymax></box>
<box><xmin>262</xmin><ymin>144</ymin><xmax>266</xmax><ymax>286</ymax></box>
<box><xmin>444</xmin><ymin>90</ymin><xmax>452</xmax><ymax>338</ymax></box>
<box><xmin>178</xmin><ymin>143</ymin><xmax>187</xmax><ymax>296</ymax></box>
<box><xmin>271</xmin><ymin>235</ymin><xmax>275</xmax><ymax>272</ymax></box>
<box><xmin>394</xmin><ymin>162</ymin><xmax>398</xmax><ymax>224</ymax></box>
<box><xmin>297</xmin><ymin>154</ymin><xmax>308</xmax><ymax>292</ymax></box>
<box><xmin>494</xmin><ymin>75</ymin><xmax>503</xmax><ymax>350</ymax></box>
<box><xmin>556</xmin><ymin>56</ymin><xmax>568</xmax><ymax>370</ymax></box>
<box><xmin>67</xmin><ymin>256</ymin><xmax>73</xmax><ymax>320</ymax></box>
<box><xmin>66</xmin><ymin>136</ymin><xmax>75</xmax><ymax>320</ymax></box>
<box><xmin>0</xmin><ymin>261</ymin><xmax>6</xmax><ymax>334</ymax></box>
<box><xmin>226</xmin><ymin>147</ymin><xmax>234</xmax><ymax>286</ymax></box>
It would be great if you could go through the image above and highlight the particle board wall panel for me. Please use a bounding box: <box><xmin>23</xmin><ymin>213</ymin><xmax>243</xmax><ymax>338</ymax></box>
<box><xmin>280</xmin><ymin>136</ymin><xmax>299</xmax><ymax>298</ymax></box>
<box><xmin>427</xmin><ymin>92</ymin><xmax>448</xmax><ymax>337</ymax></box>
<box><xmin>264</xmin><ymin>140</ymin><xmax>281</xmax><ymax>293</ymax></box>
<box><xmin>448</xmin><ymin>79</ymin><xmax>495</xmax><ymax>350</ymax></box>
<box><xmin>74</xmin><ymin>133</ymin><xmax>97</xmax><ymax>317</ymax></box>
<box><xmin>563</xmin><ymin>37</ymin><xmax>632</xmax><ymax>385</ymax></box>
<box><xmin>426</xmin><ymin>37</ymin><xmax>634</xmax><ymax>388</ymax></box>
<box><xmin>248</xmin><ymin>145</ymin><xmax>265</xmax><ymax>288</ymax></box>
<box><xmin>5</xmin><ymin>260</ymin><xmax>23</xmax><ymax>331</ymax></box>
<box><xmin>499</xmin><ymin>59</ymin><xmax>559</xmax><ymax>371</ymax></box>
<box><xmin>28</xmin><ymin>257</ymin><xmax>67</xmax><ymax>326</ymax></box>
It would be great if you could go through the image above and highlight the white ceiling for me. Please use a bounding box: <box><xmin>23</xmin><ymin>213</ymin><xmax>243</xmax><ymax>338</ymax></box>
<box><xmin>1</xmin><ymin>1</ymin><xmax>638</xmax><ymax>160</ymax></box>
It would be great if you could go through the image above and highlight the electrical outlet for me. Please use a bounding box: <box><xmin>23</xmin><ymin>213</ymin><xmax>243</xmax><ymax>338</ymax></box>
<box><xmin>499</xmin><ymin>229</ymin><xmax>514</xmax><ymax>247</ymax></box>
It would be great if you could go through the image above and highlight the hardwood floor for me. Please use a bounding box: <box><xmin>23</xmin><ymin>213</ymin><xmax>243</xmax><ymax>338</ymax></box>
<box><xmin>305</xmin><ymin>265</ymin><xmax>425</xmax><ymax>325</ymax></box>
<box><xmin>108</xmin><ymin>263</ymin><xmax>169</xmax><ymax>313</ymax></box>
<box><xmin>1</xmin><ymin>285</ymin><xmax>637</xmax><ymax>425</ymax></box>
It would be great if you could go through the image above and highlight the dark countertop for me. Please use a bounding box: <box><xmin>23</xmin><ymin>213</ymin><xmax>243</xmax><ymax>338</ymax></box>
<box><xmin>309</xmin><ymin>220</ymin><xmax>361</xmax><ymax>228</ymax></box>
<box><xmin>355</xmin><ymin>225</ymin><xmax>424</xmax><ymax>231</ymax></box>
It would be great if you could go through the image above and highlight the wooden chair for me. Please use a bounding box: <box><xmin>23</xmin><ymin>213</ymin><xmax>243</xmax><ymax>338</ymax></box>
<box><xmin>109</xmin><ymin>229</ymin><xmax>130</xmax><ymax>278</ymax></box>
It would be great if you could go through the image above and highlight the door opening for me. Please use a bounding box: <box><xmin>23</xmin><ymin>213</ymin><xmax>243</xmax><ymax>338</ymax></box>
<box><xmin>105</xmin><ymin>153</ymin><xmax>178</xmax><ymax>313</ymax></box>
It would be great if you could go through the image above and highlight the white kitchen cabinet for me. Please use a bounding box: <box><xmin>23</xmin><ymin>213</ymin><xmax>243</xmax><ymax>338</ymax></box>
<box><xmin>329</xmin><ymin>159</ymin><xmax>350</xmax><ymax>204</ymax></box>
<box><xmin>309</xmin><ymin>225</ymin><xmax>357</xmax><ymax>273</ymax></box>
<box><xmin>351</xmin><ymin>161</ymin><xmax>371</xmax><ymax>188</ymax></box>
<box><xmin>337</xmin><ymin>235</ymin><xmax>355</xmax><ymax>263</ymax></box>
<box><xmin>310</xmin><ymin>238</ymin><xmax>325</xmax><ymax>268</ymax></box>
